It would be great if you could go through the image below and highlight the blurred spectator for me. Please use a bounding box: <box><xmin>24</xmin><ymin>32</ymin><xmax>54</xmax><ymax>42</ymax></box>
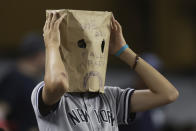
<box><xmin>0</xmin><ymin>101</ymin><xmax>11</xmax><ymax>131</ymax></box>
<box><xmin>0</xmin><ymin>32</ymin><xmax>45</xmax><ymax>131</ymax></box>
<box><xmin>0</xmin><ymin>128</ymin><xmax>5</xmax><ymax>131</ymax></box>
<box><xmin>181</xmin><ymin>124</ymin><xmax>196</xmax><ymax>131</ymax></box>
<box><xmin>119</xmin><ymin>52</ymin><xmax>165</xmax><ymax>131</ymax></box>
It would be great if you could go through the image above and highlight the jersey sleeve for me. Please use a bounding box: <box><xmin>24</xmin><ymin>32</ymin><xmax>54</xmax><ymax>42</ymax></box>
<box><xmin>31</xmin><ymin>81</ymin><xmax>60</xmax><ymax>117</ymax></box>
<box><xmin>105</xmin><ymin>86</ymin><xmax>136</xmax><ymax>125</ymax></box>
<box><xmin>31</xmin><ymin>81</ymin><xmax>45</xmax><ymax>117</ymax></box>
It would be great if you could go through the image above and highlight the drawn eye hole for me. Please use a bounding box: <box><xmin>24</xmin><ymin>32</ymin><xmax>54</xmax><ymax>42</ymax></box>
<box><xmin>77</xmin><ymin>39</ymin><xmax>86</xmax><ymax>48</ymax></box>
<box><xmin>101</xmin><ymin>39</ymin><xmax>105</xmax><ymax>53</ymax></box>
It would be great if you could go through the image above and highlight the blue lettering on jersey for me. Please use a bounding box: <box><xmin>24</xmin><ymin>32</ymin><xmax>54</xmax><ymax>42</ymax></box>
<box><xmin>68</xmin><ymin>108</ymin><xmax>115</xmax><ymax>126</ymax></box>
<box><xmin>68</xmin><ymin>109</ymin><xmax>89</xmax><ymax>125</ymax></box>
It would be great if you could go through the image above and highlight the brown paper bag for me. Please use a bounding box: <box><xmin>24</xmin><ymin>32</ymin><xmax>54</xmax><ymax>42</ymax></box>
<box><xmin>46</xmin><ymin>9</ymin><xmax>112</xmax><ymax>93</ymax></box>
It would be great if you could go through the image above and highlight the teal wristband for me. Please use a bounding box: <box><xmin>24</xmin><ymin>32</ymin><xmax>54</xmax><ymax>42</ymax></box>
<box><xmin>115</xmin><ymin>44</ymin><xmax>129</xmax><ymax>56</ymax></box>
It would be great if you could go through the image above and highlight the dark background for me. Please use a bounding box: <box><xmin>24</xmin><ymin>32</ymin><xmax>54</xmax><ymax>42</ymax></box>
<box><xmin>0</xmin><ymin>0</ymin><xmax>196</xmax><ymax>131</ymax></box>
<box><xmin>0</xmin><ymin>0</ymin><xmax>195</xmax><ymax>71</ymax></box>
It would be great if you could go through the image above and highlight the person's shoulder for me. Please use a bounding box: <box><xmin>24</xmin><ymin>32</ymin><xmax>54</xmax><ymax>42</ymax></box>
<box><xmin>104</xmin><ymin>86</ymin><xmax>120</xmax><ymax>92</ymax></box>
<box><xmin>31</xmin><ymin>81</ymin><xmax>45</xmax><ymax>105</ymax></box>
<box><xmin>104</xmin><ymin>86</ymin><xmax>135</xmax><ymax>97</ymax></box>
<box><xmin>32</xmin><ymin>81</ymin><xmax>45</xmax><ymax>94</ymax></box>
<box><xmin>104</xmin><ymin>86</ymin><xmax>121</xmax><ymax>96</ymax></box>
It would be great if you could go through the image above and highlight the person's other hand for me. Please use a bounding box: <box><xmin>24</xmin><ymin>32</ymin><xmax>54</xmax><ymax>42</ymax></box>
<box><xmin>109</xmin><ymin>16</ymin><xmax>127</xmax><ymax>55</ymax></box>
<box><xmin>43</xmin><ymin>12</ymin><xmax>65</xmax><ymax>48</ymax></box>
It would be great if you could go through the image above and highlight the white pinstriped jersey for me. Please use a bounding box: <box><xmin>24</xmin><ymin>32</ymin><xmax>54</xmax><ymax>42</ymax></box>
<box><xmin>31</xmin><ymin>81</ymin><xmax>135</xmax><ymax>131</ymax></box>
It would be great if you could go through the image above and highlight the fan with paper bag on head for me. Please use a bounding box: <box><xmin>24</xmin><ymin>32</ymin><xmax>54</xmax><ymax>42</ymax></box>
<box><xmin>46</xmin><ymin>9</ymin><xmax>112</xmax><ymax>93</ymax></box>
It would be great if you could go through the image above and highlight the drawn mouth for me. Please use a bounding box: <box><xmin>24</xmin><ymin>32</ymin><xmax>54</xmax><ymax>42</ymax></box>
<box><xmin>83</xmin><ymin>71</ymin><xmax>103</xmax><ymax>91</ymax></box>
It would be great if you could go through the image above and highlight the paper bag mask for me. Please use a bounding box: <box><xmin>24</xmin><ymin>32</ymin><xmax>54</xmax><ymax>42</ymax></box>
<box><xmin>46</xmin><ymin>9</ymin><xmax>112</xmax><ymax>93</ymax></box>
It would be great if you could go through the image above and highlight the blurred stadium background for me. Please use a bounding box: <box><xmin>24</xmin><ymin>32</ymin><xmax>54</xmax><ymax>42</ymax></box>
<box><xmin>0</xmin><ymin>0</ymin><xmax>196</xmax><ymax>131</ymax></box>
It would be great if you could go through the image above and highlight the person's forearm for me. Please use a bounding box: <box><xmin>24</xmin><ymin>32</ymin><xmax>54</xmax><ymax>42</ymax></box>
<box><xmin>119</xmin><ymin>48</ymin><xmax>178</xmax><ymax>100</ymax></box>
<box><xmin>44</xmin><ymin>44</ymin><xmax>68</xmax><ymax>92</ymax></box>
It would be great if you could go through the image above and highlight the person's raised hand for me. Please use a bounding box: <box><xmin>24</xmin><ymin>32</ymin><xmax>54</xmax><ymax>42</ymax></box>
<box><xmin>43</xmin><ymin>12</ymin><xmax>65</xmax><ymax>48</ymax></box>
<box><xmin>109</xmin><ymin>16</ymin><xmax>127</xmax><ymax>55</ymax></box>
